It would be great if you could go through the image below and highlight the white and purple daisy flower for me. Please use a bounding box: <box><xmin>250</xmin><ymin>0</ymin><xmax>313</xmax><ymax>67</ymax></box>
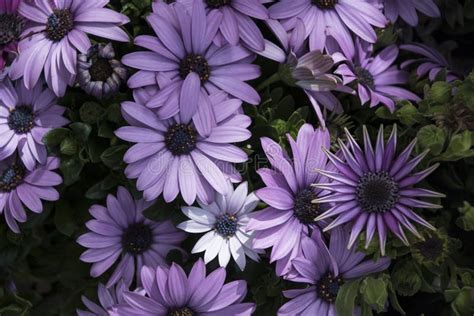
<box><xmin>10</xmin><ymin>0</ymin><xmax>129</xmax><ymax>97</ymax></box>
<box><xmin>314</xmin><ymin>126</ymin><xmax>443</xmax><ymax>255</ymax></box>
<box><xmin>335</xmin><ymin>40</ymin><xmax>420</xmax><ymax>112</ymax></box>
<box><xmin>0</xmin><ymin>0</ymin><xmax>23</xmax><ymax>70</ymax></box>
<box><xmin>0</xmin><ymin>156</ymin><xmax>62</xmax><ymax>233</ymax></box>
<box><xmin>278</xmin><ymin>228</ymin><xmax>391</xmax><ymax>315</ymax></box>
<box><xmin>248</xmin><ymin>124</ymin><xmax>331</xmax><ymax>276</ymax></box>
<box><xmin>0</xmin><ymin>78</ymin><xmax>68</xmax><ymax>170</ymax></box>
<box><xmin>120</xmin><ymin>259</ymin><xmax>256</xmax><ymax>315</ymax></box>
<box><xmin>268</xmin><ymin>0</ymin><xmax>387</xmax><ymax>58</ymax></box>
<box><xmin>115</xmin><ymin>86</ymin><xmax>250</xmax><ymax>205</ymax></box>
<box><xmin>122</xmin><ymin>0</ymin><xmax>260</xmax><ymax>123</ymax></box>
<box><xmin>172</xmin><ymin>0</ymin><xmax>269</xmax><ymax>52</ymax></box>
<box><xmin>401</xmin><ymin>43</ymin><xmax>459</xmax><ymax>82</ymax></box>
<box><xmin>77</xmin><ymin>186</ymin><xmax>187</xmax><ymax>288</ymax></box>
<box><xmin>178</xmin><ymin>181</ymin><xmax>262</xmax><ymax>270</ymax></box>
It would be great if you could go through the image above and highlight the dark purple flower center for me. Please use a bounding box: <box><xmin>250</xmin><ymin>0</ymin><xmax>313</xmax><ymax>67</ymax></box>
<box><xmin>8</xmin><ymin>105</ymin><xmax>35</xmax><ymax>134</ymax></box>
<box><xmin>0</xmin><ymin>13</ymin><xmax>23</xmax><ymax>45</ymax></box>
<box><xmin>313</xmin><ymin>0</ymin><xmax>338</xmax><ymax>9</ymax></box>
<box><xmin>168</xmin><ymin>307</ymin><xmax>195</xmax><ymax>316</ymax></box>
<box><xmin>122</xmin><ymin>223</ymin><xmax>153</xmax><ymax>255</ymax></box>
<box><xmin>179</xmin><ymin>54</ymin><xmax>210</xmax><ymax>83</ymax></box>
<box><xmin>0</xmin><ymin>163</ymin><xmax>25</xmax><ymax>192</ymax></box>
<box><xmin>89</xmin><ymin>58</ymin><xmax>114</xmax><ymax>82</ymax></box>
<box><xmin>415</xmin><ymin>235</ymin><xmax>444</xmax><ymax>261</ymax></box>
<box><xmin>215</xmin><ymin>213</ymin><xmax>238</xmax><ymax>237</ymax></box>
<box><xmin>205</xmin><ymin>0</ymin><xmax>231</xmax><ymax>8</ymax></box>
<box><xmin>316</xmin><ymin>272</ymin><xmax>344</xmax><ymax>303</ymax></box>
<box><xmin>46</xmin><ymin>9</ymin><xmax>74</xmax><ymax>42</ymax></box>
<box><xmin>356</xmin><ymin>171</ymin><xmax>399</xmax><ymax>214</ymax></box>
<box><xmin>294</xmin><ymin>188</ymin><xmax>320</xmax><ymax>224</ymax></box>
<box><xmin>165</xmin><ymin>124</ymin><xmax>197</xmax><ymax>156</ymax></box>
<box><xmin>355</xmin><ymin>66</ymin><xmax>375</xmax><ymax>89</ymax></box>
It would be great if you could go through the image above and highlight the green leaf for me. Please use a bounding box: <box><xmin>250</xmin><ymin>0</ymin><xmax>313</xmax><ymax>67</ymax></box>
<box><xmin>79</xmin><ymin>102</ymin><xmax>104</xmax><ymax>124</ymax></box>
<box><xmin>60</xmin><ymin>137</ymin><xmax>78</xmax><ymax>156</ymax></box>
<box><xmin>391</xmin><ymin>261</ymin><xmax>422</xmax><ymax>296</ymax></box>
<box><xmin>70</xmin><ymin>122</ymin><xmax>92</xmax><ymax>143</ymax></box>
<box><xmin>336</xmin><ymin>279</ymin><xmax>361</xmax><ymax>316</ymax></box>
<box><xmin>100</xmin><ymin>145</ymin><xmax>128</xmax><ymax>170</ymax></box>
<box><xmin>60</xmin><ymin>158</ymin><xmax>84</xmax><ymax>186</ymax></box>
<box><xmin>427</xmin><ymin>81</ymin><xmax>452</xmax><ymax>104</ymax></box>
<box><xmin>54</xmin><ymin>200</ymin><xmax>76</xmax><ymax>237</ymax></box>
<box><xmin>456</xmin><ymin>201</ymin><xmax>474</xmax><ymax>231</ymax></box>
<box><xmin>43</xmin><ymin>128</ymin><xmax>70</xmax><ymax>147</ymax></box>
<box><xmin>360</xmin><ymin>276</ymin><xmax>388</xmax><ymax>312</ymax></box>
<box><xmin>417</xmin><ymin>125</ymin><xmax>446</xmax><ymax>156</ymax></box>
<box><xmin>396</xmin><ymin>101</ymin><xmax>423</xmax><ymax>126</ymax></box>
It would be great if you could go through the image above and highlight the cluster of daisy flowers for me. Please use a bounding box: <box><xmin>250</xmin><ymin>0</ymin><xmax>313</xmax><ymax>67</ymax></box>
<box><xmin>0</xmin><ymin>0</ymin><xmax>457</xmax><ymax>314</ymax></box>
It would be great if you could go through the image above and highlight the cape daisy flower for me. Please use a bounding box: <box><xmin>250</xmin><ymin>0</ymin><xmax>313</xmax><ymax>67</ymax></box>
<box><xmin>335</xmin><ymin>40</ymin><xmax>420</xmax><ymax>112</ymax></box>
<box><xmin>0</xmin><ymin>0</ymin><xmax>23</xmax><ymax>70</ymax></box>
<box><xmin>122</xmin><ymin>0</ymin><xmax>260</xmax><ymax>123</ymax></box>
<box><xmin>121</xmin><ymin>259</ymin><xmax>256</xmax><ymax>315</ymax></box>
<box><xmin>77</xmin><ymin>187</ymin><xmax>187</xmax><ymax>288</ymax></box>
<box><xmin>115</xmin><ymin>87</ymin><xmax>250</xmax><ymax>205</ymax></box>
<box><xmin>0</xmin><ymin>156</ymin><xmax>61</xmax><ymax>233</ymax></box>
<box><xmin>77</xmin><ymin>282</ymin><xmax>129</xmax><ymax>316</ymax></box>
<box><xmin>10</xmin><ymin>0</ymin><xmax>129</xmax><ymax>97</ymax></box>
<box><xmin>0</xmin><ymin>78</ymin><xmax>68</xmax><ymax>170</ymax></box>
<box><xmin>248</xmin><ymin>124</ymin><xmax>331</xmax><ymax>276</ymax></box>
<box><xmin>400</xmin><ymin>43</ymin><xmax>459</xmax><ymax>82</ymax></box>
<box><xmin>279</xmin><ymin>228</ymin><xmax>390</xmax><ymax>315</ymax></box>
<box><xmin>314</xmin><ymin>126</ymin><xmax>443</xmax><ymax>255</ymax></box>
<box><xmin>173</xmin><ymin>0</ymin><xmax>269</xmax><ymax>52</ymax></box>
<box><xmin>268</xmin><ymin>0</ymin><xmax>387</xmax><ymax>58</ymax></box>
<box><xmin>375</xmin><ymin>0</ymin><xmax>440</xmax><ymax>26</ymax></box>
<box><xmin>178</xmin><ymin>181</ymin><xmax>261</xmax><ymax>270</ymax></box>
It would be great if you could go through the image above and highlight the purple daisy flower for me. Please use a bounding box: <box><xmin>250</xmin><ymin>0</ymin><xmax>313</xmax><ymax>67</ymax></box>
<box><xmin>314</xmin><ymin>126</ymin><xmax>443</xmax><ymax>255</ymax></box>
<box><xmin>268</xmin><ymin>0</ymin><xmax>387</xmax><ymax>58</ymax></box>
<box><xmin>172</xmin><ymin>0</ymin><xmax>269</xmax><ymax>52</ymax></box>
<box><xmin>335</xmin><ymin>40</ymin><xmax>420</xmax><ymax>112</ymax></box>
<box><xmin>77</xmin><ymin>282</ymin><xmax>129</xmax><ymax>316</ymax></box>
<box><xmin>178</xmin><ymin>181</ymin><xmax>262</xmax><ymax>270</ymax></box>
<box><xmin>115</xmin><ymin>86</ymin><xmax>250</xmax><ymax>205</ymax></box>
<box><xmin>0</xmin><ymin>0</ymin><xmax>23</xmax><ymax>70</ymax></box>
<box><xmin>120</xmin><ymin>259</ymin><xmax>256</xmax><ymax>315</ymax></box>
<box><xmin>400</xmin><ymin>43</ymin><xmax>459</xmax><ymax>82</ymax></box>
<box><xmin>372</xmin><ymin>0</ymin><xmax>440</xmax><ymax>26</ymax></box>
<box><xmin>0</xmin><ymin>156</ymin><xmax>62</xmax><ymax>233</ymax></box>
<box><xmin>259</xmin><ymin>19</ymin><xmax>354</xmax><ymax>127</ymax></box>
<box><xmin>122</xmin><ymin>0</ymin><xmax>260</xmax><ymax>123</ymax></box>
<box><xmin>77</xmin><ymin>186</ymin><xmax>187</xmax><ymax>288</ymax></box>
<box><xmin>10</xmin><ymin>0</ymin><xmax>129</xmax><ymax>97</ymax></box>
<box><xmin>0</xmin><ymin>78</ymin><xmax>68</xmax><ymax>170</ymax></box>
<box><xmin>247</xmin><ymin>124</ymin><xmax>331</xmax><ymax>276</ymax></box>
<box><xmin>278</xmin><ymin>228</ymin><xmax>390</xmax><ymax>315</ymax></box>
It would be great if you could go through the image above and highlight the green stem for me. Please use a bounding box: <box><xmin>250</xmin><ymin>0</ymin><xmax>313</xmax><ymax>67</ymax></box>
<box><xmin>257</xmin><ymin>73</ymin><xmax>281</xmax><ymax>91</ymax></box>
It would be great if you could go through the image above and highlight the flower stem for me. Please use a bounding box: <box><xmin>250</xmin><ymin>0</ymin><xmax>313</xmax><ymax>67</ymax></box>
<box><xmin>257</xmin><ymin>73</ymin><xmax>281</xmax><ymax>91</ymax></box>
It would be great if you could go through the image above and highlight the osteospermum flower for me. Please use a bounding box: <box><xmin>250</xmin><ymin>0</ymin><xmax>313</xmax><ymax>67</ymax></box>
<box><xmin>335</xmin><ymin>40</ymin><xmax>420</xmax><ymax>112</ymax></box>
<box><xmin>115</xmin><ymin>87</ymin><xmax>250</xmax><ymax>205</ymax></box>
<box><xmin>278</xmin><ymin>228</ymin><xmax>390</xmax><ymax>315</ymax></box>
<box><xmin>247</xmin><ymin>124</ymin><xmax>331</xmax><ymax>276</ymax></box>
<box><xmin>10</xmin><ymin>0</ymin><xmax>129</xmax><ymax>97</ymax></box>
<box><xmin>401</xmin><ymin>43</ymin><xmax>459</xmax><ymax>82</ymax></box>
<box><xmin>122</xmin><ymin>0</ymin><xmax>260</xmax><ymax>122</ymax></box>
<box><xmin>0</xmin><ymin>0</ymin><xmax>23</xmax><ymax>70</ymax></box>
<box><xmin>178</xmin><ymin>182</ymin><xmax>261</xmax><ymax>270</ymax></box>
<box><xmin>77</xmin><ymin>187</ymin><xmax>187</xmax><ymax>288</ymax></box>
<box><xmin>314</xmin><ymin>126</ymin><xmax>443</xmax><ymax>255</ymax></box>
<box><xmin>77</xmin><ymin>43</ymin><xmax>127</xmax><ymax>100</ymax></box>
<box><xmin>373</xmin><ymin>0</ymin><xmax>440</xmax><ymax>26</ymax></box>
<box><xmin>0</xmin><ymin>78</ymin><xmax>68</xmax><ymax>170</ymax></box>
<box><xmin>269</xmin><ymin>0</ymin><xmax>386</xmax><ymax>58</ymax></box>
<box><xmin>174</xmin><ymin>0</ymin><xmax>268</xmax><ymax>52</ymax></box>
<box><xmin>77</xmin><ymin>282</ymin><xmax>129</xmax><ymax>316</ymax></box>
<box><xmin>0</xmin><ymin>156</ymin><xmax>61</xmax><ymax>233</ymax></box>
<box><xmin>121</xmin><ymin>259</ymin><xmax>256</xmax><ymax>315</ymax></box>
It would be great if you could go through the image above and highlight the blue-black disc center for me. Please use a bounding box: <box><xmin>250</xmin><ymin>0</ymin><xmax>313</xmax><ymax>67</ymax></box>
<box><xmin>215</xmin><ymin>213</ymin><xmax>238</xmax><ymax>238</ymax></box>
<box><xmin>8</xmin><ymin>105</ymin><xmax>35</xmax><ymax>134</ymax></box>
<box><xmin>122</xmin><ymin>223</ymin><xmax>153</xmax><ymax>255</ymax></box>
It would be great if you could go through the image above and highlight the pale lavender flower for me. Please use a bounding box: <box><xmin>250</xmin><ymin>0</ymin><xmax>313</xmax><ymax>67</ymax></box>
<box><xmin>178</xmin><ymin>181</ymin><xmax>262</xmax><ymax>270</ymax></box>
<box><xmin>314</xmin><ymin>126</ymin><xmax>443</xmax><ymax>255</ymax></box>
<box><xmin>77</xmin><ymin>282</ymin><xmax>128</xmax><ymax>316</ymax></box>
<box><xmin>77</xmin><ymin>186</ymin><xmax>187</xmax><ymax>288</ymax></box>
<box><xmin>371</xmin><ymin>0</ymin><xmax>440</xmax><ymax>26</ymax></box>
